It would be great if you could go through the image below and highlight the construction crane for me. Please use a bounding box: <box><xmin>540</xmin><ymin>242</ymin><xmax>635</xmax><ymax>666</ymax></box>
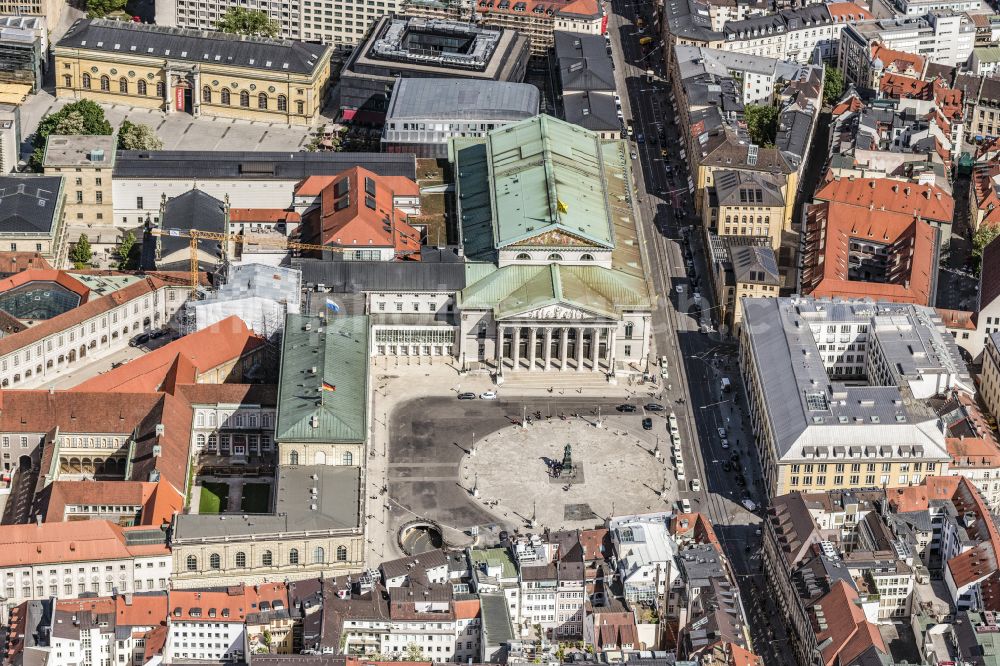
<box><xmin>148</xmin><ymin>228</ymin><xmax>342</xmax><ymax>293</ymax></box>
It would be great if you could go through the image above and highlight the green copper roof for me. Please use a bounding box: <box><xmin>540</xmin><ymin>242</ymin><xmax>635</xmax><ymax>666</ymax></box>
<box><xmin>275</xmin><ymin>313</ymin><xmax>369</xmax><ymax>443</ymax></box>
<box><xmin>486</xmin><ymin>115</ymin><xmax>615</xmax><ymax>249</ymax></box>
<box><xmin>459</xmin><ymin>264</ymin><xmax>650</xmax><ymax>319</ymax></box>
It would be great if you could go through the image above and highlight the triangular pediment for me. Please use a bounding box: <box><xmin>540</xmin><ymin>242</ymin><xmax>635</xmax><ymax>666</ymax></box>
<box><xmin>510</xmin><ymin>228</ymin><xmax>600</xmax><ymax>247</ymax></box>
<box><xmin>503</xmin><ymin>301</ymin><xmax>613</xmax><ymax>321</ymax></box>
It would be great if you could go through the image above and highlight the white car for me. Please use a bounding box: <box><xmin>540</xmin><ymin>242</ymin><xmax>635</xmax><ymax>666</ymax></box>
<box><xmin>676</xmin><ymin>468</ymin><xmax>686</xmax><ymax>481</ymax></box>
<box><xmin>717</xmin><ymin>427</ymin><xmax>727</xmax><ymax>438</ymax></box>
<box><xmin>679</xmin><ymin>499</ymin><xmax>692</xmax><ymax>513</ymax></box>
<box><xmin>675</xmin><ymin>285</ymin><xmax>684</xmax><ymax>293</ymax></box>
<box><xmin>691</xmin><ymin>478</ymin><xmax>701</xmax><ymax>492</ymax></box>
<box><xmin>742</xmin><ymin>499</ymin><xmax>757</xmax><ymax>512</ymax></box>
<box><xmin>479</xmin><ymin>391</ymin><xmax>498</xmax><ymax>400</ymax></box>
<box><xmin>630</xmin><ymin>150</ymin><xmax>638</xmax><ymax>160</ymax></box>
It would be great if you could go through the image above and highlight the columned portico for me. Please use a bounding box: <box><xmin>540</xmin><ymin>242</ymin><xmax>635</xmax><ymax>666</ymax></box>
<box><xmin>497</xmin><ymin>323</ymin><xmax>617</xmax><ymax>373</ymax></box>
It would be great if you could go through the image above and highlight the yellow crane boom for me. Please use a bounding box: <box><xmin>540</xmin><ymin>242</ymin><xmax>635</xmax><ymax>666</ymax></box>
<box><xmin>149</xmin><ymin>228</ymin><xmax>341</xmax><ymax>292</ymax></box>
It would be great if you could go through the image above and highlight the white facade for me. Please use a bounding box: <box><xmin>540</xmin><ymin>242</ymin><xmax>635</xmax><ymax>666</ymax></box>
<box><xmin>609</xmin><ymin>513</ymin><xmax>679</xmax><ymax>606</ymax></box>
<box><xmin>0</xmin><ymin>283</ymin><xmax>189</xmax><ymax>390</ymax></box>
<box><xmin>190</xmin><ymin>402</ymin><xmax>277</xmax><ymax>457</ymax></box>
<box><xmin>164</xmin><ymin>620</ymin><xmax>246</xmax><ymax>662</ymax></box>
<box><xmin>339</xmin><ymin>612</ymin><xmax>482</xmax><ymax>662</ymax></box>
<box><xmin>894</xmin><ymin>0</ymin><xmax>980</xmax><ymax>16</ymax></box>
<box><xmin>114</xmin><ymin>178</ymin><xmax>299</xmax><ymax>228</ymax></box>
<box><xmin>0</xmin><ymin>552</ymin><xmax>171</xmax><ymax>620</ymax></box>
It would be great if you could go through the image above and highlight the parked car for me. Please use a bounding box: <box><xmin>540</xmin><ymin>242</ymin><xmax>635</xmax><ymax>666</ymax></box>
<box><xmin>617</xmin><ymin>404</ymin><xmax>637</xmax><ymax>412</ymax></box>
<box><xmin>742</xmin><ymin>498</ymin><xmax>757</xmax><ymax>511</ymax></box>
<box><xmin>717</xmin><ymin>427</ymin><xmax>727</xmax><ymax>438</ymax></box>
<box><xmin>721</xmin><ymin>438</ymin><xmax>729</xmax><ymax>449</ymax></box>
<box><xmin>679</xmin><ymin>498</ymin><xmax>692</xmax><ymax>513</ymax></box>
<box><xmin>642</xmin><ymin>417</ymin><xmax>653</xmax><ymax>430</ymax></box>
<box><xmin>458</xmin><ymin>392</ymin><xmax>477</xmax><ymax>400</ymax></box>
<box><xmin>645</xmin><ymin>403</ymin><xmax>665</xmax><ymax>412</ymax></box>
<box><xmin>129</xmin><ymin>333</ymin><xmax>150</xmax><ymax>347</ymax></box>
<box><xmin>480</xmin><ymin>391</ymin><xmax>498</xmax><ymax>400</ymax></box>
<box><xmin>691</xmin><ymin>478</ymin><xmax>701</xmax><ymax>492</ymax></box>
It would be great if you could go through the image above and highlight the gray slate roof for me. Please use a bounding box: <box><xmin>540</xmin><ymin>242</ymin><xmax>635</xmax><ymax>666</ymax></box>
<box><xmin>385</xmin><ymin>78</ymin><xmax>539</xmax><ymax>122</ymax></box>
<box><xmin>294</xmin><ymin>252</ymin><xmax>466</xmax><ymax>293</ymax></box>
<box><xmin>563</xmin><ymin>91</ymin><xmax>619</xmax><ymax>130</ymax></box>
<box><xmin>155</xmin><ymin>189</ymin><xmax>227</xmax><ymax>267</ymax></box>
<box><xmin>114</xmin><ymin>151</ymin><xmax>415</xmax><ymax>180</ymax></box>
<box><xmin>713</xmin><ymin>170</ymin><xmax>784</xmax><ymax>208</ymax></box>
<box><xmin>0</xmin><ymin>176</ymin><xmax>63</xmax><ymax>234</ymax></box>
<box><xmin>171</xmin><ymin>465</ymin><xmax>361</xmax><ymax>541</ymax></box>
<box><xmin>729</xmin><ymin>244</ymin><xmax>780</xmax><ymax>285</ymax></box>
<box><xmin>57</xmin><ymin>18</ymin><xmax>330</xmax><ymax>75</ymax></box>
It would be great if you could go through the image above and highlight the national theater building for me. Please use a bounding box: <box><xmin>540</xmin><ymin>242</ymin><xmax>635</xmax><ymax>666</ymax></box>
<box><xmin>453</xmin><ymin>114</ymin><xmax>652</xmax><ymax>377</ymax></box>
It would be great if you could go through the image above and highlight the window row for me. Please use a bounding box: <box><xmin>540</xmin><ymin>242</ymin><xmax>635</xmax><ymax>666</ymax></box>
<box><xmin>185</xmin><ymin>545</ymin><xmax>348</xmax><ymax>570</ymax></box>
<box><xmin>201</xmin><ymin>87</ymin><xmax>299</xmax><ymax>113</ymax></box>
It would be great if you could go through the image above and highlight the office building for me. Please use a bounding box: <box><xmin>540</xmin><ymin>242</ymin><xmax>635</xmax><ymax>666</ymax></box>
<box><xmin>337</xmin><ymin>16</ymin><xmax>530</xmax><ymax>122</ymax></box>
<box><xmin>381</xmin><ymin>78</ymin><xmax>538</xmax><ymax>157</ymax></box>
<box><xmin>42</xmin><ymin>135</ymin><xmax>116</xmax><ymax>227</ymax></box>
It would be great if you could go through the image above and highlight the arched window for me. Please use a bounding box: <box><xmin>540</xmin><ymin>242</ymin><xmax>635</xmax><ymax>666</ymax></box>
<box><xmin>258</xmin><ymin>92</ymin><xmax>268</xmax><ymax>109</ymax></box>
<box><xmin>100</xmin><ymin>75</ymin><xmax>110</xmax><ymax>91</ymax></box>
<box><xmin>277</xmin><ymin>95</ymin><xmax>287</xmax><ymax>111</ymax></box>
<box><xmin>196</xmin><ymin>434</ymin><xmax>206</xmax><ymax>448</ymax></box>
<box><xmin>624</xmin><ymin>323</ymin><xmax>634</xmax><ymax>338</ymax></box>
<box><xmin>196</xmin><ymin>413</ymin><xmax>205</xmax><ymax>427</ymax></box>
<box><xmin>156</xmin><ymin>82</ymin><xmax>164</xmax><ymax>98</ymax></box>
<box><xmin>209</xmin><ymin>553</ymin><xmax>220</xmax><ymax>569</ymax></box>
<box><xmin>289</xmin><ymin>549</ymin><xmax>299</xmax><ymax>565</ymax></box>
<box><xmin>580</xmin><ymin>253</ymin><xmax>594</xmax><ymax>261</ymax></box>
<box><xmin>202</xmin><ymin>86</ymin><xmax>211</xmax><ymax>103</ymax></box>
<box><xmin>186</xmin><ymin>555</ymin><xmax>197</xmax><ymax>571</ymax></box>
<box><xmin>290</xmin><ymin>450</ymin><xmax>299</xmax><ymax>465</ymax></box>
<box><xmin>221</xmin><ymin>88</ymin><xmax>230</xmax><ymax>105</ymax></box>
<box><xmin>547</xmin><ymin>253</ymin><xmax>563</xmax><ymax>261</ymax></box>
<box><xmin>137</xmin><ymin>79</ymin><xmax>147</xmax><ymax>95</ymax></box>
<box><xmin>314</xmin><ymin>546</ymin><xmax>326</xmax><ymax>563</ymax></box>
<box><xmin>240</xmin><ymin>90</ymin><xmax>250</xmax><ymax>107</ymax></box>
<box><xmin>336</xmin><ymin>545</ymin><xmax>347</xmax><ymax>562</ymax></box>
<box><xmin>82</xmin><ymin>73</ymin><xmax>91</xmax><ymax>89</ymax></box>
<box><xmin>63</xmin><ymin>74</ymin><xmax>72</xmax><ymax>87</ymax></box>
<box><xmin>515</xmin><ymin>253</ymin><xmax>530</xmax><ymax>260</ymax></box>
<box><xmin>207</xmin><ymin>434</ymin><xmax>217</xmax><ymax>450</ymax></box>
<box><xmin>208</xmin><ymin>412</ymin><xmax>217</xmax><ymax>427</ymax></box>
<box><xmin>119</xmin><ymin>77</ymin><xmax>128</xmax><ymax>93</ymax></box>
<box><xmin>261</xmin><ymin>550</ymin><xmax>273</xmax><ymax>566</ymax></box>
<box><xmin>342</xmin><ymin>451</ymin><xmax>353</xmax><ymax>466</ymax></box>
<box><xmin>235</xmin><ymin>551</ymin><xmax>246</xmax><ymax>568</ymax></box>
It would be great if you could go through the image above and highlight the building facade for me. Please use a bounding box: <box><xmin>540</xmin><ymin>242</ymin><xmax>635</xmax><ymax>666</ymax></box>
<box><xmin>55</xmin><ymin>19</ymin><xmax>332</xmax><ymax>126</ymax></box>
<box><xmin>42</xmin><ymin>135</ymin><xmax>116</xmax><ymax>228</ymax></box>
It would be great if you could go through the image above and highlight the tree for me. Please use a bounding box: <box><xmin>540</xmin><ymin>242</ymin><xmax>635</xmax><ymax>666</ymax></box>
<box><xmin>86</xmin><ymin>0</ymin><xmax>127</xmax><ymax>18</ymax></box>
<box><xmin>117</xmin><ymin>120</ymin><xmax>164</xmax><ymax>150</ymax></box>
<box><xmin>973</xmin><ymin>224</ymin><xmax>1000</xmax><ymax>275</ymax></box>
<box><xmin>402</xmin><ymin>643</ymin><xmax>424</xmax><ymax>661</ymax></box>
<box><xmin>823</xmin><ymin>65</ymin><xmax>845</xmax><ymax>106</ymax></box>
<box><xmin>69</xmin><ymin>234</ymin><xmax>93</xmax><ymax>269</ymax></box>
<box><xmin>743</xmin><ymin>104</ymin><xmax>779</xmax><ymax>147</ymax></box>
<box><xmin>215</xmin><ymin>7</ymin><xmax>279</xmax><ymax>37</ymax></box>
<box><xmin>30</xmin><ymin>100</ymin><xmax>112</xmax><ymax>170</ymax></box>
<box><xmin>115</xmin><ymin>230</ymin><xmax>137</xmax><ymax>270</ymax></box>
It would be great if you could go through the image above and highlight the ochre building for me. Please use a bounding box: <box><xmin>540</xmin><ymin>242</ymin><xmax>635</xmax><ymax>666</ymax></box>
<box><xmin>54</xmin><ymin>19</ymin><xmax>332</xmax><ymax>126</ymax></box>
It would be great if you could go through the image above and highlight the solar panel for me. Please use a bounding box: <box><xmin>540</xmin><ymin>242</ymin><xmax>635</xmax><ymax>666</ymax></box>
<box><xmin>334</xmin><ymin>177</ymin><xmax>350</xmax><ymax>198</ymax></box>
<box><xmin>364</xmin><ymin>176</ymin><xmax>376</xmax><ymax>197</ymax></box>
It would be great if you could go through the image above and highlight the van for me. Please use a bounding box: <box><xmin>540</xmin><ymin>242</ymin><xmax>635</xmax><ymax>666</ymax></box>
<box><xmin>720</xmin><ymin>377</ymin><xmax>732</xmax><ymax>393</ymax></box>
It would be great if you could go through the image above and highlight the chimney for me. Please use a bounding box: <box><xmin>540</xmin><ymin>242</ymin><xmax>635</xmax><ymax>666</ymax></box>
<box><xmin>124</xmin><ymin>593</ymin><xmax>133</xmax><ymax>605</ymax></box>
<box><xmin>155</xmin><ymin>424</ymin><xmax>165</xmax><ymax>437</ymax></box>
<box><xmin>35</xmin><ymin>514</ymin><xmax>41</xmax><ymax>526</ymax></box>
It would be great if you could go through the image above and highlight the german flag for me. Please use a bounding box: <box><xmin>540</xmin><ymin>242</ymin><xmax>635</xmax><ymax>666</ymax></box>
<box><xmin>321</xmin><ymin>380</ymin><xmax>336</xmax><ymax>392</ymax></box>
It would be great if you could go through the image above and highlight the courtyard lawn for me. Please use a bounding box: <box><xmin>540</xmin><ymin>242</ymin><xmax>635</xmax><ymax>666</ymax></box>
<box><xmin>199</xmin><ymin>482</ymin><xmax>230</xmax><ymax>514</ymax></box>
<box><xmin>240</xmin><ymin>483</ymin><xmax>271</xmax><ymax>513</ymax></box>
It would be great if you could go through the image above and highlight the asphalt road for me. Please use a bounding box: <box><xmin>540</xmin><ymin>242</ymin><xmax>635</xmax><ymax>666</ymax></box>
<box><xmin>606</xmin><ymin>5</ymin><xmax>796</xmax><ymax>662</ymax></box>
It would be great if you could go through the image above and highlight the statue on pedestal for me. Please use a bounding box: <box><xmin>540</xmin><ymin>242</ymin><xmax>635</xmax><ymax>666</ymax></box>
<box><xmin>562</xmin><ymin>444</ymin><xmax>573</xmax><ymax>475</ymax></box>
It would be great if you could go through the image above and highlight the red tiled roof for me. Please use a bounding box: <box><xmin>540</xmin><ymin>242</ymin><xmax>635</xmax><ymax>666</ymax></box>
<box><xmin>947</xmin><ymin>437</ymin><xmax>1000</xmax><ymax>468</ymax></box>
<box><xmin>814</xmin><ymin>174</ymin><xmax>953</xmax><ymax>223</ymax></box>
<box><xmin>475</xmin><ymin>0</ymin><xmax>601</xmax><ymax>19</ymax></box>
<box><xmin>871</xmin><ymin>44</ymin><xmax>925</xmax><ymax>76</ymax></box>
<box><xmin>73</xmin><ymin>316</ymin><xmax>264</xmax><ymax>393</ymax></box>
<box><xmin>800</xmin><ymin>201</ymin><xmax>937</xmax><ymax>305</ymax></box>
<box><xmin>811</xmin><ymin>581</ymin><xmax>888</xmax><ymax>666</ymax></box>
<box><xmin>831</xmin><ymin>95</ymin><xmax>864</xmax><ymax>116</ymax></box>
<box><xmin>43</xmin><ymin>480</ymin><xmax>156</xmax><ymax>523</ymax></box>
<box><xmin>671</xmin><ymin>512</ymin><xmax>723</xmax><ymax>549</ymax></box>
<box><xmin>826</xmin><ymin>1</ymin><xmax>872</xmax><ymax>20</ymax></box>
<box><xmin>117</xmin><ymin>592</ymin><xmax>169</xmax><ymax>627</ymax></box>
<box><xmin>168</xmin><ymin>586</ymin><xmax>258</xmax><ymax>623</ymax></box>
<box><xmin>936</xmin><ymin>308</ymin><xmax>977</xmax><ymax>330</ymax></box>
<box><xmin>579</xmin><ymin>527</ymin><xmax>609</xmax><ymax>561</ymax></box>
<box><xmin>144</xmin><ymin>624</ymin><xmax>167</xmax><ymax>661</ymax></box>
<box><xmin>0</xmin><ymin>520</ymin><xmax>166</xmax><ymax>567</ymax></box>
<box><xmin>726</xmin><ymin>643</ymin><xmax>764</xmax><ymax>666</ymax></box>
<box><xmin>298</xmin><ymin>166</ymin><xmax>421</xmax><ymax>258</ymax></box>
<box><xmin>0</xmin><ymin>252</ymin><xmax>50</xmax><ymax>276</ymax></box>
<box><xmin>229</xmin><ymin>208</ymin><xmax>301</xmax><ymax>224</ymax></box>
<box><xmin>453</xmin><ymin>598</ymin><xmax>481</xmax><ymax>620</ymax></box>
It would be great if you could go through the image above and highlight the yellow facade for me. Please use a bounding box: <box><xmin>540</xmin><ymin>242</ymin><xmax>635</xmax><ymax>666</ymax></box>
<box><xmin>774</xmin><ymin>459</ymin><xmax>945</xmax><ymax>495</ymax></box>
<box><xmin>981</xmin><ymin>336</ymin><xmax>1000</xmax><ymax>423</ymax></box>
<box><xmin>54</xmin><ymin>49</ymin><xmax>331</xmax><ymax>126</ymax></box>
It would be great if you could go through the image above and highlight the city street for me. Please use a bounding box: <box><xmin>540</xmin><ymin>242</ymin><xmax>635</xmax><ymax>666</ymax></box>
<box><xmin>605</xmin><ymin>3</ymin><xmax>795</xmax><ymax>662</ymax></box>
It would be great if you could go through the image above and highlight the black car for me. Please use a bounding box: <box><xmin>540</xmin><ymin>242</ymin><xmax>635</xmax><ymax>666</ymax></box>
<box><xmin>458</xmin><ymin>392</ymin><xmax>477</xmax><ymax>400</ymax></box>
<box><xmin>645</xmin><ymin>403</ymin><xmax>665</xmax><ymax>412</ymax></box>
<box><xmin>129</xmin><ymin>333</ymin><xmax>150</xmax><ymax>347</ymax></box>
<box><xmin>642</xmin><ymin>417</ymin><xmax>653</xmax><ymax>430</ymax></box>
<box><xmin>617</xmin><ymin>404</ymin><xmax>637</xmax><ymax>412</ymax></box>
